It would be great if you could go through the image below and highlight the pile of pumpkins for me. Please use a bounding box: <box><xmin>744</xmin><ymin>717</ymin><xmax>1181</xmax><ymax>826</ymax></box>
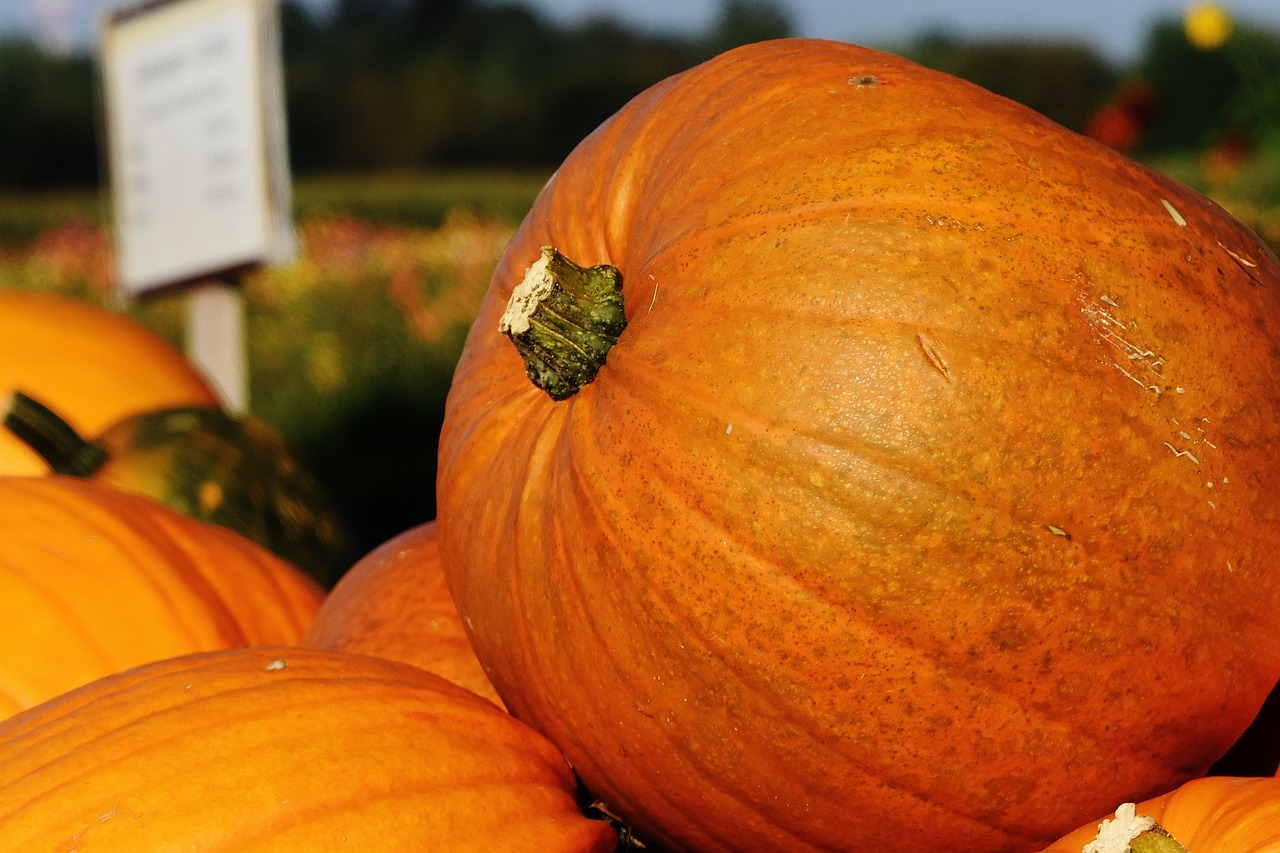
<box><xmin>3</xmin><ymin>39</ymin><xmax>1280</xmax><ymax>852</ymax></box>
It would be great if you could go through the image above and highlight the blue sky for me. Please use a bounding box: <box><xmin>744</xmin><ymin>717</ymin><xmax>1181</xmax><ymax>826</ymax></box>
<box><xmin>4</xmin><ymin>0</ymin><xmax>1280</xmax><ymax>62</ymax></box>
<box><xmin>528</xmin><ymin>0</ymin><xmax>1280</xmax><ymax>62</ymax></box>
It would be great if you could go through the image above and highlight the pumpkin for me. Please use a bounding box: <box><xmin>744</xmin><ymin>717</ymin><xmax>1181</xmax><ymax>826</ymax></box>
<box><xmin>435</xmin><ymin>38</ymin><xmax>1280</xmax><ymax>852</ymax></box>
<box><xmin>0</xmin><ymin>290</ymin><xmax>220</xmax><ymax>476</ymax></box>
<box><xmin>302</xmin><ymin>520</ymin><xmax>504</xmax><ymax>707</ymax></box>
<box><xmin>3</xmin><ymin>390</ymin><xmax>350</xmax><ymax>585</ymax></box>
<box><xmin>0</xmin><ymin>476</ymin><xmax>322</xmax><ymax>718</ymax></box>
<box><xmin>1041</xmin><ymin>776</ymin><xmax>1280</xmax><ymax>852</ymax></box>
<box><xmin>0</xmin><ymin>646</ymin><xmax>617</xmax><ymax>852</ymax></box>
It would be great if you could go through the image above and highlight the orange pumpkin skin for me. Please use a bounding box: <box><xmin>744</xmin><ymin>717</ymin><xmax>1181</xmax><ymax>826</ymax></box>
<box><xmin>1041</xmin><ymin>776</ymin><xmax>1280</xmax><ymax>852</ymax></box>
<box><xmin>0</xmin><ymin>646</ymin><xmax>617</xmax><ymax>852</ymax></box>
<box><xmin>0</xmin><ymin>477</ymin><xmax>322</xmax><ymax>718</ymax></box>
<box><xmin>302</xmin><ymin>520</ymin><xmax>504</xmax><ymax>707</ymax></box>
<box><xmin>0</xmin><ymin>290</ymin><xmax>220</xmax><ymax>475</ymax></box>
<box><xmin>436</xmin><ymin>39</ymin><xmax>1280</xmax><ymax>852</ymax></box>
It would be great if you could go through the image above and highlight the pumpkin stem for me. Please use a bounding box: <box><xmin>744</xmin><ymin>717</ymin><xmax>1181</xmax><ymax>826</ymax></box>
<box><xmin>580</xmin><ymin>798</ymin><xmax>647</xmax><ymax>850</ymax></box>
<box><xmin>1082</xmin><ymin>803</ymin><xmax>1191</xmax><ymax>853</ymax></box>
<box><xmin>1128</xmin><ymin>829</ymin><xmax>1190</xmax><ymax>853</ymax></box>
<box><xmin>498</xmin><ymin>246</ymin><xmax>626</xmax><ymax>401</ymax></box>
<box><xmin>2</xmin><ymin>390</ymin><xmax>109</xmax><ymax>476</ymax></box>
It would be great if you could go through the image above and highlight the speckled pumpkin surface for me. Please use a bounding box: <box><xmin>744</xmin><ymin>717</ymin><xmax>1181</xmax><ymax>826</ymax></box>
<box><xmin>436</xmin><ymin>38</ymin><xmax>1280</xmax><ymax>852</ymax></box>
<box><xmin>0</xmin><ymin>646</ymin><xmax>616</xmax><ymax>852</ymax></box>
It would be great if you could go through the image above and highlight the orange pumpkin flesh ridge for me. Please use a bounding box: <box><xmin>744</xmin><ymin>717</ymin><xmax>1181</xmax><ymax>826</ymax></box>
<box><xmin>0</xmin><ymin>647</ymin><xmax>617</xmax><ymax>851</ymax></box>
<box><xmin>437</xmin><ymin>39</ymin><xmax>1280</xmax><ymax>852</ymax></box>
<box><xmin>302</xmin><ymin>520</ymin><xmax>505</xmax><ymax>707</ymax></box>
<box><xmin>0</xmin><ymin>477</ymin><xmax>322</xmax><ymax>717</ymax></box>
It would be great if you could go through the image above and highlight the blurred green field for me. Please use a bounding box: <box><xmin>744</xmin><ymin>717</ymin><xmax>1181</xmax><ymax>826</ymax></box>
<box><xmin>1</xmin><ymin>155</ymin><xmax>1276</xmax><ymax>568</ymax></box>
<box><xmin>0</xmin><ymin>169</ymin><xmax>551</xmax><ymax>247</ymax></box>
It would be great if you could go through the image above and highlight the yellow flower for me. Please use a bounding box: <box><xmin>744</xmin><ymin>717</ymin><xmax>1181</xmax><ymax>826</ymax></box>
<box><xmin>1185</xmin><ymin>2</ymin><xmax>1233</xmax><ymax>50</ymax></box>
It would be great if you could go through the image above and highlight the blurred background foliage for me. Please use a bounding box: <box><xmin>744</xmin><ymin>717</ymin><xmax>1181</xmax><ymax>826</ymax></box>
<box><xmin>2</xmin><ymin>0</ymin><xmax>1279</xmax><ymax>568</ymax></box>
<box><xmin>2</xmin><ymin>0</ymin><xmax>1278</xmax><ymax>190</ymax></box>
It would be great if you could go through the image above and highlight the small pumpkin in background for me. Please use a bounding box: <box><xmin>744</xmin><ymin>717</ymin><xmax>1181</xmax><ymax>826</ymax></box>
<box><xmin>0</xmin><ymin>290</ymin><xmax>220</xmax><ymax>475</ymax></box>
<box><xmin>3</xmin><ymin>390</ymin><xmax>350</xmax><ymax>586</ymax></box>
<box><xmin>0</xmin><ymin>476</ymin><xmax>322</xmax><ymax>718</ymax></box>
<box><xmin>302</xmin><ymin>520</ymin><xmax>503</xmax><ymax>707</ymax></box>
<box><xmin>1042</xmin><ymin>775</ymin><xmax>1280</xmax><ymax>853</ymax></box>
<box><xmin>0</xmin><ymin>646</ymin><xmax>617</xmax><ymax>852</ymax></box>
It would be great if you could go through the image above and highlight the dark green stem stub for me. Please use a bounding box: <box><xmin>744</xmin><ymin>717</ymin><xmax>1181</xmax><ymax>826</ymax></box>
<box><xmin>2</xmin><ymin>390</ymin><xmax>109</xmax><ymax>476</ymax></box>
<box><xmin>499</xmin><ymin>246</ymin><xmax>626</xmax><ymax>401</ymax></box>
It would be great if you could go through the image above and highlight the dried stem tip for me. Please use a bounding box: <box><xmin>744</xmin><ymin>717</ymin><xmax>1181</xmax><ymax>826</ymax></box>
<box><xmin>1083</xmin><ymin>803</ymin><xmax>1190</xmax><ymax>853</ymax></box>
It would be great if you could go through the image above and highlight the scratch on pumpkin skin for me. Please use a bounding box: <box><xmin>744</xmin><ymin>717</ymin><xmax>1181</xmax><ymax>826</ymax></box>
<box><xmin>1079</xmin><ymin>295</ymin><xmax>1166</xmax><ymax>395</ymax></box>
<box><xmin>1217</xmin><ymin>240</ymin><xmax>1269</xmax><ymax>287</ymax></box>
<box><xmin>1162</xmin><ymin>442</ymin><xmax>1200</xmax><ymax>465</ymax></box>
<box><xmin>1160</xmin><ymin>198</ymin><xmax>1187</xmax><ymax>227</ymax></box>
<box><xmin>1113</xmin><ymin>362</ymin><xmax>1162</xmax><ymax>395</ymax></box>
<box><xmin>1217</xmin><ymin>240</ymin><xmax>1257</xmax><ymax>268</ymax></box>
<box><xmin>917</xmin><ymin>333</ymin><xmax>952</xmax><ymax>382</ymax></box>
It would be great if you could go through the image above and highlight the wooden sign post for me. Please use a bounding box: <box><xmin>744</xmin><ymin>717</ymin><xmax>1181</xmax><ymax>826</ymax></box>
<box><xmin>99</xmin><ymin>0</ymin><xmax>294</xmax><ymax>414</ymax></box>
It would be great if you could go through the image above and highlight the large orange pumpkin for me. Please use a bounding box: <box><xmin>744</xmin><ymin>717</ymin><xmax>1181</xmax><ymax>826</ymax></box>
<box><xmin>302</xmin><ymin>520</ymin><xmax>504</xmax><ymax>707</ymax></box>
<box><xmin>0</xmin><ymin>646</ymin><xmax>617</xmax><ymax>851</ymax></box>
<box><xmin>436</xmin><ymin>38</ymin><xmax>1280</xmax><ymax>852</ymax></box>
<box><xmin>0</xmin><ymin>290</ymin><xmax>220</xmax><ymax>475</ymax></box>
<box><xmin>1042</xmin><ymin>776</ymin><xmax>1280</xmax><ymax>852</ymax></box>
<box><xmin>0</xmin><ymin>476</ymin><xmax>322</xmax><ymax>717</ymax></box>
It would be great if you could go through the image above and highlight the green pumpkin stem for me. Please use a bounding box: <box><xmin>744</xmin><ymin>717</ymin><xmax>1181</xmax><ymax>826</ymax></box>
<box><xmin>2</xmin><ymin>391</ymin><xmax>109</xmax><ymax>476</ymax></box>
<box><xmin>498</xmin><ymin>246</ymin><xmax>626</xmax><ymax>401</ymax></box>
<box><xmin>1127</xmin><ymin>828</ymin><xmax>1189</xmax><ymax>853</ymax></box>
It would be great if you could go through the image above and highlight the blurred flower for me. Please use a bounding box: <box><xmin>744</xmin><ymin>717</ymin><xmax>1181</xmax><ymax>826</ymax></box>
<box><xmin>1185</xmin><ymin>2</ymin><xmax>1234</xmax><ymax>50</ymax></box>
<box><xmin>1201</xmin><ymin>127</ymin><xmax>1254</xmax><ymax>185</ymax></box>
<box><xmin>1085</xmin><ymin>79</ymin><xmax>1157</xmax><ymax>153</ymax></box>
<box><xmin>8</xmin><ymin>220</ymin><xmax>114</xmax><ymax>296</ymax></box>
<box><xmin>1086</xmin><ymin>105</ymin><xmax>1143</xmax><ymax>152</ymax></box>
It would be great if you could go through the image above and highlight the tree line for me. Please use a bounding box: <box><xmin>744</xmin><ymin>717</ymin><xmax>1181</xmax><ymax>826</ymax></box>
<box><xmin>0</xmin><ymin>0</ymin><xmax>1276</xmax><ymax>190</ymax></box>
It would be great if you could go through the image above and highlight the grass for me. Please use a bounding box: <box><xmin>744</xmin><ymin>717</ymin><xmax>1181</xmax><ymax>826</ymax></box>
<box><xmin>0</xmin><ymin>186</ymin><xmax>108</xmax><ymax>248</ymax></box>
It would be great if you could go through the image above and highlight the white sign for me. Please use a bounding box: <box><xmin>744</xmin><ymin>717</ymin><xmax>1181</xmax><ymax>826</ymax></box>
<box><xmin>101</xmin><ymin>0</ymin><xmax>293</xmax><ymax>296</ymax></box>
